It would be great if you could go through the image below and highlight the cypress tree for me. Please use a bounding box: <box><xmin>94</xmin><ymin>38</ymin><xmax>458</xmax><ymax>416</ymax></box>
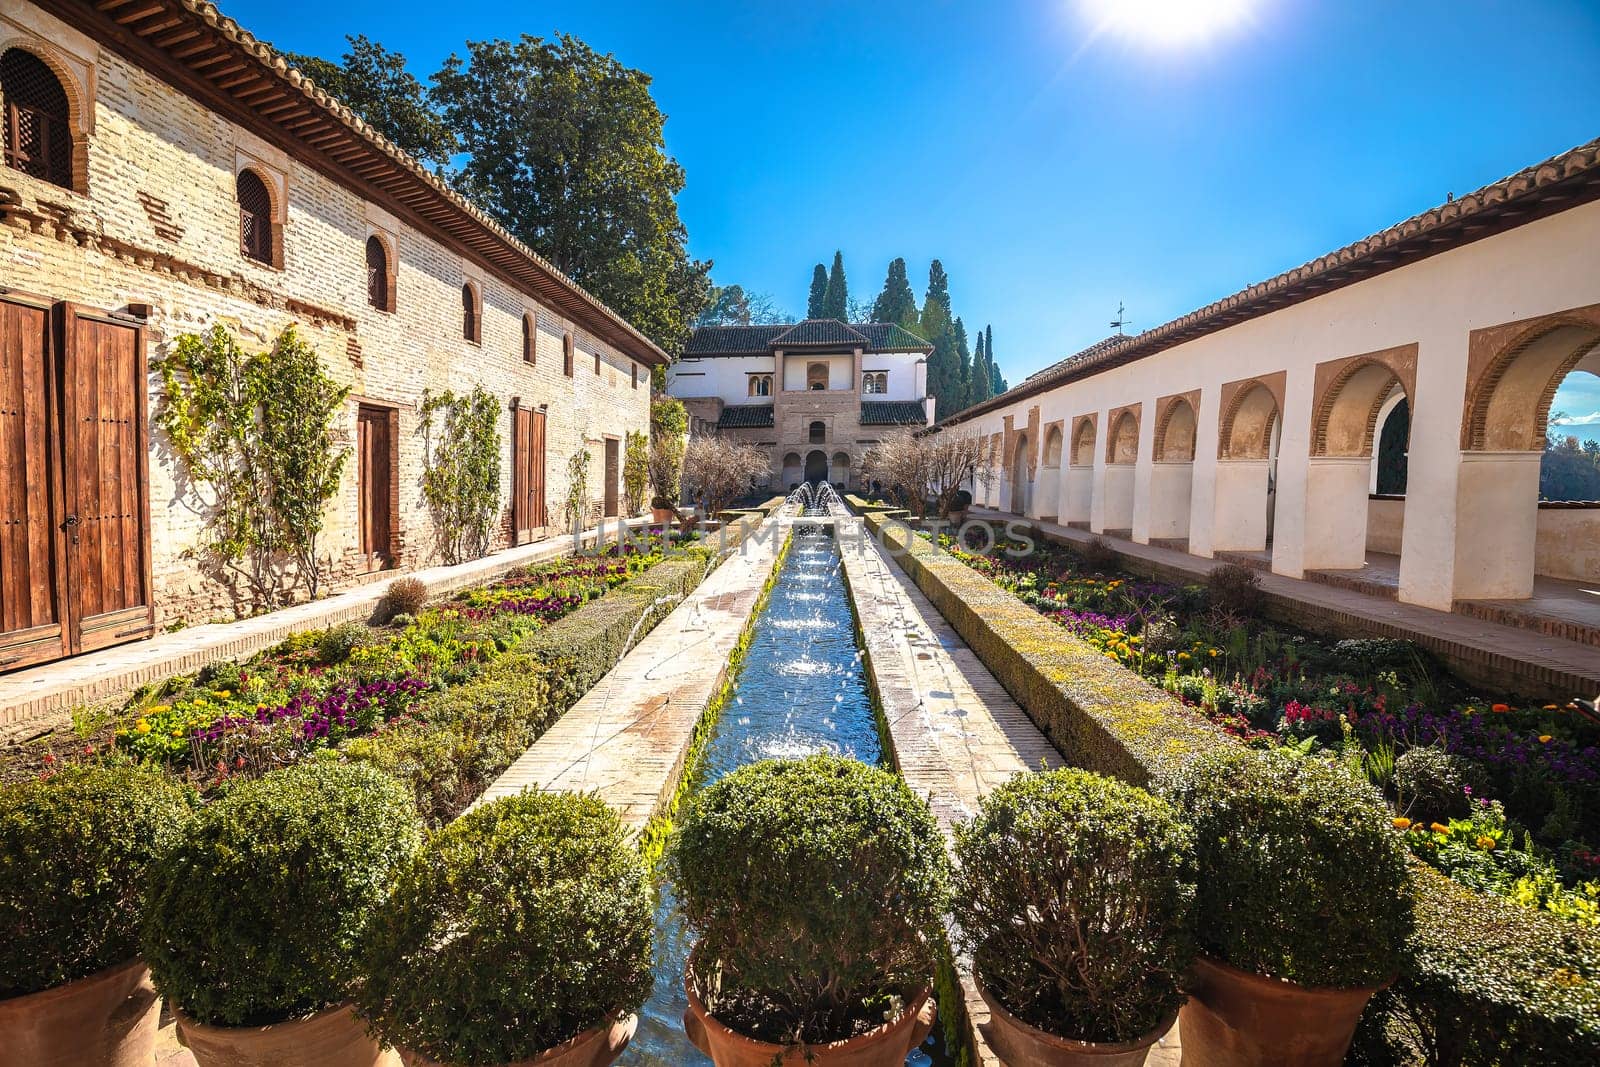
<box><xmin>987</xmin><ymin>324</ymin><xmax>1007</xmax><ymax>395</ymax></box>
<box><xmin>920</xmin><ymin>262</ymin><xmax>957</xmax><ymax>416</ymax></box>
<box><xmin>970</xmin><ymin>331</ymin><xmax>993</xmax><ymax>406</ymax></box>
<box><xmin>953</xmin><ymin>317</ymin><xmax>972</xmax><ymax>414</ymax></box>
<box><xmin>822</xmin><ymin>250</ymin><xmax>848</xmax><ymax>320</ymax></box>
<box><xmin>870</xmin><ymin>257</ymin><xmax>918</xmax><ymax>325</ymax></box>
<box><xmin>926</xmin><ymin>259</ymin><xmax>951</xmax><ymax>317</ymax></box>
<box><xmin>807</xmin><ymin>264</ymin><xmax>828</xmax><ymax>318</ymax></box>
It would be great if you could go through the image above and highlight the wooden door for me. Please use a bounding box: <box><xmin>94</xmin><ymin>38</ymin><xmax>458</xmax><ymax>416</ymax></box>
<box><xmin>0</xmin><ymin>293</ymin><xmax>68</xmax><ymax>671</ymax></box>
<box><xmin>58</xmin><ymin>304</ymin><xmax>153</xmax><ymax>655</ymax></box>
<box><xmin>603</xmin><ymin>437</ymin><xmax>620</xmax><ymax>517</ymax></box>
<box><xmin>512</xmin><ymin>406</ymin><xmax>547</xmax><ymax>542</ymax></box>
<box><xmin>357</xmin><ymin>406</ymin><xmax>394</xmax><ymax>569</ymax></box>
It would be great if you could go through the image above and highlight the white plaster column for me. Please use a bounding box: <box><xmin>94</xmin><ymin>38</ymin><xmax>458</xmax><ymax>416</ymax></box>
<box><xmin>1131</xmin><ymin>407</ymin><xmax>1158</xmax><ymax>542</ymax></box>
<box><xmin>1397</xmin><ymin>334</ymin><xmax>1471</xmax><ymax>610</ymax></box>
<box><xmin>1211</xmin><ymin>460</ymin><xmax>1270</xmax><ymax>552</ymax></box>
<box><xmin>1088</xmin><ymin>419</ymin><xmax>1110</xmax><ymax>533</ymax></box>
<box><xmin>1301</xmin><ymin>457</ymin><xmax>1374</xmax><ymax>571</ymax></box>
<box><xmin>1450</xmin><ymin>451</ymin><xmax>1542</xmax><ymax>600</ymax></box>
<box><xmin>1269</xmin><ymin>367</ymin><xmax>1316</xmax><ymax>578</ymax></box>
<box><xmin>1102</xmin><ymin>466</ymin><xmax>1136</xmax><ymax>532</ymax></box>
<box><xmin>1145</xmin><ymin>462</ymin><xmax>1194</xmax><ymax>541</ymax></box>
<box><xmin>1032</xmin><ymin>464</ymin><xmax>1060</xmax><ymax>521</ymax></box>
<box><xmin>1187</xmin><ymin>387</ymin><xmax>1222</xmax><ymax>557</ymax></box>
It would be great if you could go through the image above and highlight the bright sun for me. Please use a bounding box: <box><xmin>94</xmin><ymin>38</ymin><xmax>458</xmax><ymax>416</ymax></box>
<box><xmin>1080</xmin><ymin>0</ymin><xmax>1254</xmax><ymax>48</ymax></box>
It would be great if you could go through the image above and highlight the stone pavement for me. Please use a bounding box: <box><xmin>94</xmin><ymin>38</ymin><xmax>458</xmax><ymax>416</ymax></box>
<box><xmin>834</xmin><ymin>511</ymin><xmax>1181</xmax><ymax>1067</ymax></box>
<box><xmin>473</xmin><ymin>514</ymin><xmax>789</xmax><ymax>833</ymax></box>
<box><xmin>0</xmin><ymin>518</ymin><xmax>651</xmax><ymax>739</ymax></box>
<box><xmin>976</xmin><ymin>509</ymin><xmax>1600</xmax><ymax>700</ymax></box>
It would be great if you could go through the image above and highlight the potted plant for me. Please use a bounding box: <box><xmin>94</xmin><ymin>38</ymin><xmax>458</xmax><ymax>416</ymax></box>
<box><xmin>358</xmin><ymin>791</ymin><xmax>653</xmax><ymax>1067</ymax></box>
<box><xmin>671</xmin><ymin>755</ymin><xmax>950</xmax><ymax>1066</ymax></box>
<box><xmin>1165</xmin><ymin>748</ymin><xmax>1411</xmax><ymax>1067</ymax></box>
<box><xmin>0</xmin><ymin>763</ymin><xmax>195</xmax><ymax>1067</ymax></box>
<box><xmin>141</xmin><ymin>760</ymin><xmax>421</xmax><ymax>1067</ymax></box>
<box><xmin>952</xmin><ymin>768</ymin><xmax>1195</xmax><ymax>1067</ymax></box>
<box><xmin>649</xmin><ymin>398</ymin><xmax>687</xmax><ymax>524</ymax></box>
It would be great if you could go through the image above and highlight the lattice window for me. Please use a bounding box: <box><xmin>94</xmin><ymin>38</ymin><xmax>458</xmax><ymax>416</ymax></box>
<box><xmin>2</xmin><ymin>49</ymin><xmax>73</xmax><ymax>190</ymax></box>
<box><xmin>237</xmin><ymin>169</ymin><xmax>274</xmax><ymax>264</ymax></box>
<box><xmin>461</xmin><ymin>283</ymin><xmax>479</xmax><ymax>343</ymax></box>
<box><xmin>365</xmin><ymin>236</ymin><xmax>390</xmax><ymax>311</ymax></box>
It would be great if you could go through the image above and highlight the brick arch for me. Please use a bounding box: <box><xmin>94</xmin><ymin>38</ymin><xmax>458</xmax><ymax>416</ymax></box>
<box><xmin>1217</xmin><ymin>372</ymin><xmax>1285</xmax><ymax>460</ymax></box>
<box><xmin>1041</xmin><ymin>421</ymin><xmax>1064</xmax><ymax>468</ymax></box>
<box><xmin>1463</xmin><ymin>305</ymin><xmax>1600</xmax><ymax>451</ymax></box>
<box><xmin>0</xmin><ymin>39</ymin><xmax>91</xmax><ymax>193</ymax></box>
<box><xmin>1070</xmin><ymin>413</ymin><xmax>1097</xmax><ymax>467</ymax></box>
<box><xmin>1311</xmin><ymin>345</ymin><xmax>1416</xmax><ymax>457</ymax></box>
<box><xmin>1153</xmin><ymin>391</ymin><xmax>1200</xmax><ymax>462</ymax></box>
<box><xmin>1106</xmin><ymin>404</ymin><xmax>1141</xmax><ymax>465</ymax></box>
<box><xmin>364</xmin><ymin>230</ymin><xmax>398</xmax><ymax>312</ymax></box>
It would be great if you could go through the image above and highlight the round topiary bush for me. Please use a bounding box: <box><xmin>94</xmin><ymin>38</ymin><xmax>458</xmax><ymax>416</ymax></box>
<box><xmin>0</xmin><ymin>763</ymin><xmax>195</xmax><ymax>998</ymax></box>
<box><xmin>358</xmin><ymin>792</ymin><xmax>653</xmax><ymax>1064</ymax></box>
<box><xmin>953</xmin><ymin>768</ymin><xmax>1196</xmax><ymax>1043</ymax></box>
<box><xmin>1166</xmin><ymin>747</ymin><xmax>1411</xmax><ymax>988</ymax></box>
<box><xmin>671</xmin><ymin>755</ymin><xmax>950</xmax><ymax>1045</ymax></box>
<box><xmin>1393</xmin><ymin>746</ymin><xmax>1489</xmax><ymax>821</ymax></box>
<box><xmin>141</xmin><ymin>759</ymin><xmax>421</xmax><ymax>1026</ymax></box>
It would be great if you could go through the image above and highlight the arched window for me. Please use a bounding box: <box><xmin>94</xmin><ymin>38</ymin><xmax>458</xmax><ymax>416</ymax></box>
<box><xmin>521</xmin><ymin>314</ymin><xmax>535</xmax><ymax>364</ymax></box>
<box><xmin>236</xmin><ymin>169</ymin><xmax>275</xmax><ymax>265</ymax></box>
<box><xmin>365</xmin><ymin>236</ymin><xmax>391</xmax><ymax>311</ymax></box>
<box><xmin>562</xmin><ymin>331</ymin><xmax>575</xmax><ymax>376</ymax></box>
<box><xmin>749</xmin><ymin>374</ymin><xmax>772</xmax><ymax>397</ymax></box>
<box><xmin>862</xmin><ymin>372</ymin><xmax>880</xmax><ymax>394</ymax></box>
<box><xmin>807</xmin><ymin>363</ymin><xmax>828</xmax><ymax>390</ymax></box>
<box><xmin>595</xmin><ymin>347</ymin><xmax>602</xmax><ymax>375</ymax></box>
<box><xmin>1375</xmin><ymin>398</ymin><xmax>1410</xmax><ymax>495</ymax></box>
<box><xmin>461</xmin><ymin>283</ymin><xmax>480</xmax><ymax>343</ymax></box>
<box><xmin>809</xmin><ymin>420</ymin><xmax>826</xmax><ymax>444</ymax></box>
<box><xmin>1</xmin><ymin>49</ymin><xmax>72</xmax><ymax>190</ymax></box>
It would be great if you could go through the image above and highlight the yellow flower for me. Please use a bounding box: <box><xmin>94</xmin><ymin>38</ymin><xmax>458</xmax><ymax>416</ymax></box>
<box><xmin>214</xmin><ymin>690</ymin><xmax>232</xmax><ymax>699</ymax></box>
<box><xmin>1177</xmin><ymin>652</ymin><xmax>1191</xmax><ymax>662</ymax></box>
<box><xmin>1539</xmin><ymin>735</ymin><xmax>1553</xmax><ymax>744</ymax></box>
<box><xmin>1430</xmin><ymin>823</ymin><xmax>1449</xmax><ymax>835</ymax></box>
<box><xmin>134</xmin><ymin>720</ymin><xmax>151</xmax><ymax>734</ymax></box>
<box><xmin>1208</xmin><ymin>649</ymin><xmax>1220</xmax><ymax>657</ymax></box>
<box><xmin>147</xmin><ymin>705</ymin><xmax>170</xmax><ymax>715</ymax></box>
<box><xmin>1476</xmin><ymin>835</ymin><xmax>1496</xmax><ymax>851</ymax></box>
<box><xmin>1544</xmin><ymin>704</ymin><xmax>1559</xmax><ymax>711</ymax></box>
<box><xmin>1392</xmin><ymin>818</ymin><xmax>1412</xmax><ymax>830</ymax></box>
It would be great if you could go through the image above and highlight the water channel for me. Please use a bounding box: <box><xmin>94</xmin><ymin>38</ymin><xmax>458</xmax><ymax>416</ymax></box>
<box><xmin>623</xmin><ymin>506</ymin><xmax>953</xmax><ymax>1066</ymax></box>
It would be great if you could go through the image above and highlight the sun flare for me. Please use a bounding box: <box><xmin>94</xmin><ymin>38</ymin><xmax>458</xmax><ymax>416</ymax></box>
<box><xmin>1080</xmin><ymin>0</ymin><xmax>1254</xmax><ymax>48</ymax></box>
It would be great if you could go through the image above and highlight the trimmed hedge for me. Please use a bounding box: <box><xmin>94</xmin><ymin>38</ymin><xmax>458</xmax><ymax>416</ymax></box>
<box><xmin>863</xmin><ymin>512</ymin><xmax>1600</xmax><ymax>1061</ymax></box>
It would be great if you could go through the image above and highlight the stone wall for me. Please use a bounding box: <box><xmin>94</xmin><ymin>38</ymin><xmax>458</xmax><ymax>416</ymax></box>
<box><xmin>0</xmin><ymin>8</ymin><xmax>651</xmax><ymax>627</ymax></box>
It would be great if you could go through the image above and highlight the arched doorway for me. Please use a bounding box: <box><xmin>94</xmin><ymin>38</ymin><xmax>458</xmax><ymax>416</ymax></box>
<box><xmin>1305</xmin><ymin>354</ymin><xmax>1414</xmax><ymax>572</ymax></box>
<box><xmin>1064</xmin><ymin>415</ymin><xmax>1096</xmax><ymax>526</ymax></box>
<box><xmin>1008</xmin><ymin>432</ymin><xmax>1030</xmax><ymax>516</ymax></box>
<box><xmin>1213</xmin><ymin>376</ymin><xmax>1282</xmax><ymax>553</ymax></box>
<box><xmin>1457</xmin><ymin>312</ymin><xmax>1600</xmax><ymax>597</ymax></box>
<box><xmin>1035</xmin><ymin>424</ymin><xmax>1063</xmax><ymax>520</ymax></box>
<box><xmin>1149</xmin><ymin>393</ymin><xmax>1198</xmax><ymax>542</ymax></box>
<box><xmin>1100</xmin><ymin>406</ymin><xmax>1140</xmax><ymax>534</ymax></box>
<box><xmin>830</xmin><ymin>451</ymin><xmax>851</xmax><ymax>487</ymax></box>
<box><xmin>804</xmin><ymin>450</ymin><xmax>828</xmax><ymax>484</ymax></box>
<box><xmin>781</xmin><ymin>451</ymin><xmax>803</xmax><ymax>489</ymax></box>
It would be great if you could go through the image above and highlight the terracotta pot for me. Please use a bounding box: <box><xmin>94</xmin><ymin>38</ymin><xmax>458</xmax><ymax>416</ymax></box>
<box><xmin>0</xmin><ymin>958</ymin><xmax>159</xmax><ymax>1067</ymax></box>
<box><xmin>975</xmin><ymin>975</ymin><xmax>1175</xmax><ymax>1067</ymax></box>
<box><xmin>175</xmin><ymin>1001</ymin><xmax>391</xmax><ymax>1067</ymax></box>
<box><xmin>651</xmin><ymin>507</ymin><xmax>675</xmax><ymax>524</ymax></box>
<box><xmin>683</xmin><ymin>978</ymin><xmax>935</xmax><ymax>1067</ymax></box>
<box><xmin>1178</xmin><ymin>955</ymin><xmax>1390</xmax><ymax>1067</ymax></box>
<box><xmin>396</xmin><ymin>1014</ymin><xmax>637</xmax><ymax>1067</ymax></box>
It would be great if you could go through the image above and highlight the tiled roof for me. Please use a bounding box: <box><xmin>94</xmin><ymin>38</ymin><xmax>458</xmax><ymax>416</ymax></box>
<box><xmin>939</xmin><ymin>135</ymin><xmax>1600</xmax><ymax>427</ymax></box>
<box><xmin>860</xmin><ymin>401</ymin><xmax>929</xmax><ymax>426</ymax></box>
<box><xmin>717</xmin><ymin>404</ymin><xmax>776</xmax><ymax>429</ymax></box>
<box><xmin>1023</xmin><ymin>335</ymin><xmax>1129</xmax><ymax>382</ymax></box>
<box><xmin>685</xmin><ymin>320</ymin><xmax>934</xmax><ymax>356</ymax></box>
<box><xmin>769</xmin><ymin>319</ymin><xmax>870</xmax><ymax>347</ymax></box>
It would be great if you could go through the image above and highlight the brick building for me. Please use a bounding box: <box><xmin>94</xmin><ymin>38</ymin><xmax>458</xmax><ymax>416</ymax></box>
<box><xmin>667</xmin><ymin>319</ymin><xmax>935</xmax><ymax>489</ymax></box>
<box><xmin>0</xmin><ymin>0</ymin><xmax>666</xmax><ymax>671</ymax></box>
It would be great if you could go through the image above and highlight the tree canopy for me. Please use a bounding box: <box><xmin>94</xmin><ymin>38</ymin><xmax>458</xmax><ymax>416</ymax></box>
<box><xmin>807</xmin><ymin>264</ymin><xmax>829</xmax><ymax>319</ymax></box>
<box><xmin>870</xmin><ymin>258</ymin><xmax>919</xmax><ymax>328</ymax></box>
<box><xmin>821</xmin><ymin>251</ymin><xmax>849</xmax><ymax>320</ymax></box>
<box><xmin>286</xmin><ymin>36</ymin><xmax>457</xmax><ymax>171</ymax></box>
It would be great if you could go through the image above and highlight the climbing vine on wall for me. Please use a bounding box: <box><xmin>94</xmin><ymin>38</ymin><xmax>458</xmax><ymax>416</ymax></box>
<box><xmin>152</xmin><ymin>323</ymin><xmax>349</xmax><ymax>611</ymax></box>
<box><xmin>419</xmin><ymin>385</ymin><xmax>502</xmax><ymax>565</ymax></box>
<box><xmin>623</xmin><ymin>430</ymin><xmax>649</xmax><ymax>516</ymax></box>
<box><xmin>564</xmin><ymin>447</ymin><xmax>591</xmax><ymax>531</ymax></box>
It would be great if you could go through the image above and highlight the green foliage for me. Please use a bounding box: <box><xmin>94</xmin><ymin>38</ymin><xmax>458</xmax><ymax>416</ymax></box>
<box><xmin>1541</xmin><ymin>426</ymin><xmax>1600</xmax><ymax>502</ymax></box>
<box><xmin>821</xmin><ymin>250</ymin><xmax>848</xmax><ymax>320</ymax></box>
<box><xmin>419</xmin><ymin>386</ymin><xmax>501</xmax><ymax>565</ymax></box>
<box><xmin>671</xmin><ymin>755</ymin><xmax>951</xmax><ymax>1044</ymax></box>
<box><xmin>141</xmin><ymin>761</ymin><xmax>422</xmax><ymax>1025</ymax></box>
<box><xmin>0</xmin><ymin>765</ymin><xmax>196</xmax><ymax>997</ymax></box>
<box><xmin>968</xmin><ymin>329</ymin><xmax>993</xmax><ymax>407</ymax></box>
<box><xmin>807</xmin><ymin>264</ymin><xmax>828</xmax><ymax>318</ymax></box>
<box><xmin>623</xmin><ymin>431</ymin><xmax>649</xmax><ymax>516</ymax></box>
<box><xmin>316</xmin><ymin>621</ymin><xmax>374</xmax><ymax>665</ymax></box>
<box><xmin>563</xmin><ymin>448</ymin><xmax>591</xmax><ymax>530</ymax></box>
<box><xmin>1395</xmin><ymin>747</ymin><xmax>1489</xmax><ymax>821</ymax></box>
<box><xmin>649</xmin><ymin>397</ymin><xmax>687</xmax><ymax>505</ymax></box>
<box><xmin>358</xmin><ymin>793</ymin><xmax>652</xmax><ymax>1063</ymax></box>
<box><xmin>285</xmin><ymin>36</ymin><xmax>456</xmax><ymax>170</ymax></box>
<box><xmin>432</xmin><ymin>35</ymin><xmax>710</xmax><ymax>352</ymax></box>
<box><xmin>151</xmin><ymin>324</ymin><xmax>349</xmax><ymax>609</ymax></box>
<box><xmin>870</xmin><ymin>257</ymin><xmax>919</xmax><ymax>328</ymax></box>
<box><xmin>1165</xmin><ymin>747</ymin><xmax>1411</xmax><ymax>987</ymax></box>
<box><xmin>987</xmin><ymin>325</ymin><xmax>1006</xmax><ymax>396</ymax></box>
<box><xmin>953</xmin><ymin>769</ymin><xmax>1196</xmax><ymax>1043</ymax></box>
<box><xmin>1204</xmin><ymin>560</ymin><xmax>1264</xmax><ymax>618</ymax></box>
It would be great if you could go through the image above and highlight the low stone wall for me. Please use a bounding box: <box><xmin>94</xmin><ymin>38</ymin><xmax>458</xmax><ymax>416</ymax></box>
<box><xmin>860</xmin><ymin>511</ymin><xmax>1600</xmax><ymax>1062</ymax></box>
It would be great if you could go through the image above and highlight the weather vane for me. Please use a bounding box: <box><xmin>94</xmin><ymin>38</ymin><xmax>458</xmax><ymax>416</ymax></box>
<box><xmin>1110</xmin><ymin>301</ymin><xmax>1129</xmax><ymax>334</ymax></box>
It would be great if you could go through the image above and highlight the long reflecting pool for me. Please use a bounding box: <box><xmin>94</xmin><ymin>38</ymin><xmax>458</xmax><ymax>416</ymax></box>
<box><xmin>623</xmin><ymin>520</ymin><xmax>952</xmax><ymax>1066</ymax></box>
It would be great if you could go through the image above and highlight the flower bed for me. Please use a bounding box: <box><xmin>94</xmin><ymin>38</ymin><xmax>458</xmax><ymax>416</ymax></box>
<box><xmin>931</xmin><ymin>528</ymin><xmax>1600</xmax><ymax>925</ymax></box>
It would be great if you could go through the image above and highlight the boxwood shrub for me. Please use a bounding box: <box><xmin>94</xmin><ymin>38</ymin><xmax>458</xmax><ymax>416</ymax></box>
<box><xmin>358</xmin><ymin>792</ymin><xmax>653</xmax><ymax>1064</ymax></box>
<box><xmin>952</xmin><ymin>768</ymin><xmax>1195</xmax><ymax>1043</ymax></box>
<box><xmin>141</xmin><ymin>760</ymin><xmax>421</xmax><ymax>1025</ymax></box>
<box><xmin>0</xmin><ymin>764</ymin><xmax>196</xmax><ymax>997</ymax></box>
<box><xmin>1165</xmin><ymin>746</ymin><xmax>1410</xmax><ymax>988</ymax></box>
<box><xmin>671</xmin><ymin>755</ymin><xmax>950</xmax><ymax>1044</ymax></box>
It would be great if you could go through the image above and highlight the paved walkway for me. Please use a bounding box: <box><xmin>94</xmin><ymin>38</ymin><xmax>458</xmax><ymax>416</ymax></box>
<box><xmin>834</xmin><ymin>511</ymin><xmax>1181</xmax><ymax>1067</ymax></box>
<box><xmin>473</xmin><ymin>515</ymin><xmax>788</xmax><ymax>833</ymax></box>
<box><xmin>976</xmin><ymin>509</ymin><xmax>1600</xmax><ymax>699</ymax></box>
<box><xmin>0</xmin><ymin>518</ymin><xmax>651</xmax><ymax>739</ymax></box>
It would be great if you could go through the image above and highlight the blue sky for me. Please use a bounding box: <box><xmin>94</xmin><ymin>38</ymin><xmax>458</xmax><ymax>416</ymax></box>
<box><xmin>227</xmin><ymin>0</ymin><xmax>1599</xmax><ymax>413</ymax></box>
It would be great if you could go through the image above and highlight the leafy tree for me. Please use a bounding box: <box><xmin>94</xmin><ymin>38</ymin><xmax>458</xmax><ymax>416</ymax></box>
<box><xmin>969</xmin><ymin>330</ymin><xmax>993</xmax><ymax>407</ymax></box>
<box><xmin>286</xmin><ymin>36</ymin><xmax>457</xmax><ymax>171</ymax></box>
<box><xmin>987</xmin><ymin>324</ymin><xmax>1007</xmax><ymax>395</ymax></box>
<box><xmin>822</xmin><ymin>251</ymin><xmax>848</xmax><ymax>320</ymax></box>
<box><xmin>807</xmin><ymin>264</ymin><xmax>828</xmax><ymax>318</ymax></box>
<box><xmin>925</xmin><ymin>259</ymin><xmax>952</xmax><ymax>318</ymax></box>
<box><xmin>698</xmin><ymin>284</ymin><xmax>788</xmax><ymax>326</ymax></box>
<box><xmin>952</xmin><ymin>316</ymin><xmax>972</xmax><ymax>413</ymax></box>
<box><xmin>432</xmin><ymin>35</ymin><xmax>710</xmax><ymax>353</ymax></box>
<box><xmin>870</xmin><ymin>258</ymin><xmax>918</xmax><ymax>326</ymax></box>
<box><xmin>419</xmin><ymin>386</ymin><xmax>501</xmax><ymax>565</ymax></box>
<box><xmin>563</xmin><ymin>448</ymin><xmax>591</xmax><ymax>530</ymax></box>
<box><xmin>623</xmin><ymin>431</ymin><xmax>649</xmax><ymax>514</ymax></box>
<box><xmin>649</xmin><ymin>397</ymin><xmax>688</xmax><ymax>506</ymax></box>
<box><xmin>920</xmin><ymin>261</ymin><xmax>959</xmax><ymax>417</ymax></box>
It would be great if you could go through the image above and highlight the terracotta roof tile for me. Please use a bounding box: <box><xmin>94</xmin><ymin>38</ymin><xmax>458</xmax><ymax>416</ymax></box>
<box><xmin>860</xmin><ymin>400</ymin><xmax>929</xmax><ymax>426</ymax></box>
<box><xmin>717</xmin><ymin>404</ymin><xmax>776</xmax><ymax>428</ymax></box>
